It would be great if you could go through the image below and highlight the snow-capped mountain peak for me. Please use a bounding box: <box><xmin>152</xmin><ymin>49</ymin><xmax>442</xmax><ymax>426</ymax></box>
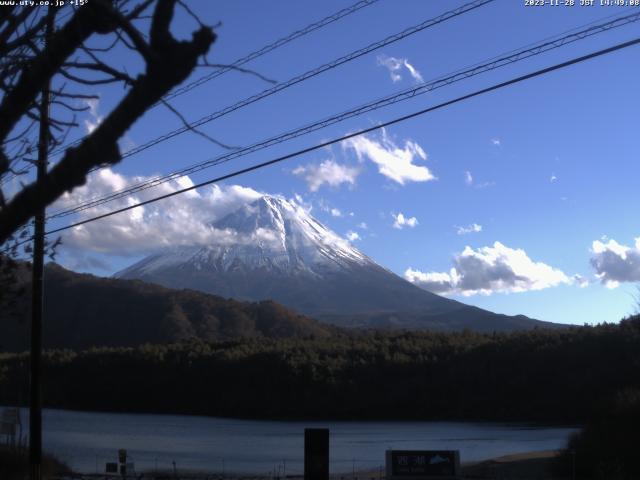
<box><xmin>114</xmin><ymin>194</ymin><xmax>547</xmax><ymax>331</ymax></box>
<box><xmin>116</xmin><ymin>195</ymin><xmax>369</xmax><ymax>279</ymax></box>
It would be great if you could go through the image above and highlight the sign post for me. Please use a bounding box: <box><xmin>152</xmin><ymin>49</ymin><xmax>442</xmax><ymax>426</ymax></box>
<box><xmin>385</xmin><ymin>450</ymin><xmax>460</xmax><ymax>479</ymax></box>
<box><xmin>304</xmin><ymin>428</ymin><xmax>329</xmax><ymax>480</ymax></box>
<box><xmin>118</xmin><ymin>449</ymin><xmax>127</xmax><ymax>477</ymax></box>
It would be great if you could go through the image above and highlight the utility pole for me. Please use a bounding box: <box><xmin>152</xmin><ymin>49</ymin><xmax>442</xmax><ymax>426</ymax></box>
<box><xmin>30</xmin><ymin>7</ymin><xmax>54</xmax><ymax>480</ymax></box>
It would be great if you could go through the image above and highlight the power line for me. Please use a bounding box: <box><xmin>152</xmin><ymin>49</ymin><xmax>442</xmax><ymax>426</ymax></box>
<box><xmin>115</xmin><ymin>0</ymin><xmax>495</xmax><ymax>160</ymax></box>
<box><xmin>51</xmin><ymin>8</ymin><xmax>639</xmax><ymax>217</ymax></box>
<box><xmin>34</xmin><ymin>36</ymin><xmax>640</xmax><ymax>243</ymax></box>
<box><xmin>46</xmin><ymin>0</ymin><xmax>494</xmax><ymax>170</ymax></box>
<box><xmin>36</xmin><ymin>0</ymin><xmax>497</xmax><ymax>213</ymax></box>
<box><xmin>161</xmin><ymin>0</ymin><xmax>381</xmax><ymax>103</ymax></box>
<box><xmin>5</xmin><ymin>0</ymin><xmax>381</xmax><ymax>178</ymax></box>
<box><xmin>47</xmin><ymin>10</ymin><xmax>640</xmax><ymax>219</ymax></box>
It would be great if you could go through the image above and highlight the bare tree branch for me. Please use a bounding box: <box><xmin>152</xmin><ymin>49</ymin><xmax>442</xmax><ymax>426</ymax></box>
<box><xmin>177</xmin><ymin>0</ymin><xmax>206</xmax><ymax>28</ymax></box>
<box><xmin>51</xmin><ymin>99</ymin><xmax>91</xmax><ymax>113</ymax></box>
<box><xmin>111</xmin><ymin>12</ymin><xmax>154</xmax><ymax>61</ymax></box>
<box><xmin>160</xmin><ymin>98</ymin><xmax>239</xmax><ymax>150</ymax></box>
<box><xmin>0</xmin><ymin>8</ymin><xmax>34</xmax><ymax>53</ymax></box>
<box><xmin>0</xmin><ymin>0</ymin><xmax>216</xmax><ymax>244</ymax></box>
<box><xmin>59</xmin><ymin>67</ymin><xmax>130</xmax><ymax>86</ymax></box>
<box><xmin>0</xmin><ymin>2</ymin><xmax>116</xmax><ymax>149</ymax></box>
<box><xmin>125</xmin><ymin>0</ymin><xmax>156</xmax><ymax>20</ymax></box>
<box><xmin>0</xmin><ymin>12</ymin><xmax>48</xmax><ymax>57</ymax></box>
<box><xmin>198</xmin><ymin>61</ymin><xmax>277</xmax><ymax>84</ymax></box>
<box><xmin>50</xmin><ymin>91</ymin><xmax>99</xmax><ymax>100</ymax></box>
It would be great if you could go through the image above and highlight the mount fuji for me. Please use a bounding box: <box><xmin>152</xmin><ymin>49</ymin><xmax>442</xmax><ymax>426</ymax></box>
<box><xmin>115</xmin><ymin>196</ymin><xmax>557</xmax><ymax>331</ymax></box>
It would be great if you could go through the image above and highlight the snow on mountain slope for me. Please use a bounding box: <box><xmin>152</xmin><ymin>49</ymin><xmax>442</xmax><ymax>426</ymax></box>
<box><xmin>116</xmin><ymin>196</ymin><xmax>370</xmax><ymax>279</ymax></box>
<box><xmin>115</xmin><ymin>195</ymin><xmax>554</xmax><ymax>331</ymax></box>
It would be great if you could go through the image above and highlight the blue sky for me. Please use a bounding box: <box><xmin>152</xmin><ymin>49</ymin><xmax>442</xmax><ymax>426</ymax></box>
<box><xmin>20</xmin><ymin>0</ymin><xmax>640</xmax><ymax>325</ymax></box>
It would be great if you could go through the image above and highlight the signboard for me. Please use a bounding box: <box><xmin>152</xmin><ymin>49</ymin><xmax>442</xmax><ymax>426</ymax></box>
<box><xmin>304</xmin><ymin>428</ymin><xmax>329</xmax><ymax>480</ymax></box>
<box><xmin>385</xmin><ymin>450</ymin><xmax>460</xmax><ymax>479</ymax></box>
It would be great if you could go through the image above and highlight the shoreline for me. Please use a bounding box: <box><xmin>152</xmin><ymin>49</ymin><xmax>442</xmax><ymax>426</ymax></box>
<box><xmin>460</xmin><ymin>449</ymin><xmax>567</xmax><ymax>479</ymax></box>
<box><xmin>3</xmin><ymin>403</ymin><xmax>583</xmax><ymax>426</ymax></box>
<box><xmin>113</xmin><ymin>450</ymin><xmax>567</xmax><ymax>480</ymax></box>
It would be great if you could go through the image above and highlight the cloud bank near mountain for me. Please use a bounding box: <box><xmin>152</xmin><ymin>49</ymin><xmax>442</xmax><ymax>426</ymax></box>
<box><xmin>54</xmin><ymin>169</ymin><xmax>263</xmax><ymax>255</ymax></box>
<box><xmin>405</xmin><ymin>242</ymin><xmax>570</xmax><ymax>296</ymax></box>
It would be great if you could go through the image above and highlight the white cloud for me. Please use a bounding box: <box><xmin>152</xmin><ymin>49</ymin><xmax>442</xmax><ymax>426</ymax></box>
<box><xmin>405</xmin><ymin>242</ymin><xmax>570</xmax><ymax>296</ymax></box>
<box><xmin>392</xmin><ymin>212</ymin><xmax>418</xmax><ymax>230</ymax></box>
<box><xmin>464</xmin><ymin>170</ymin><xmax>494</xmax><ymax>189</ymax></box>
<box><xmin>550</xmin><ymin>174</ymin><xmax>558</xmax><ymax>183</ymax></box>
<box><xmin>403</xmin><ymin>60</ymin><xmax>424</xmax><ymax>83</ymax></box>
<box><xmin>590</xmin><ymin>237</ymin><xmax>640</xmax><ymax>288</ymax></box>
<box><xmin>357</xmin><ymin>222</ymin><xmax>368</xmax><ymax>230</ymax></box>
<box><xmin>491</xmin><ymin>138</ymin><xmax>501</xmax><ymax>146</ymax></box>
<box><xmin>292</xmin><ymin>159</ymin><xmax>359</xmax><ymax>192</ymax></box>
<box><xmin>293</xmin><ymin>193</ymin><xmax>313</xmax><ymax>213</ymax></box>
<box><xmin>54</xmin><ymin>169</ymin><xmax>263</xmax><ymax>256</ymax></box>
<box><xmin>317</xmin><ymin>198</ymin><xmax>344</xmax><ymax>218</ymax></box>
<box><xmin>343</xmin><ymin>129</ymin><xmax>435</xmax><ymax>185</ymax></box>
<box><xmin>456</xmin><ymin>223</ymin><xmax>482</xmax><ymax>235</ymax></box>
<box><xmin>346</xmin><ymin>230</ymin><xmax>360</xmax><ymax>242</ymax></box>
<box><xmin>572</xmin><ymin>274</ymin><xmax>590</xmax><ymax>288</ymax></box>
<box><xmin>377</xmin><ymin>54</ymin><xmax>423</xmax><ymax>83</ymax></box>
<box><xmin>405</xmin><ymin>269</ymin><xmax>456</xmax><ymax>295</ymax></box>
<box><xmin>83</xmin><ymin>98</ymin><xmax>103</xmax><ymax>134</ymax></box>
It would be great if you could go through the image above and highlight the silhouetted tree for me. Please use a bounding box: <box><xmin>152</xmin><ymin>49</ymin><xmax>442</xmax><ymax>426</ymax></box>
<box><xmin>0</xmin><ymin>0</ymin><xmax>216</xmax><ymax>244</ymax></box>
<box><xmin>2</xmin><ymin>318</ymin><xmax>639</xmax><ymax>422</ymax></box>
<box><xmin>0</xmin><ymin>0</ymin><xmax>222</xmax><ymax>323</ymax></box>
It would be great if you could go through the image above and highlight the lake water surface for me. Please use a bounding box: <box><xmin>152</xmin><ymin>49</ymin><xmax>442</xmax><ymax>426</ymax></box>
<box><xmin>11</xmin><ymin>407</ymin><xmax>579</xmax><ymax>474</ymax></box>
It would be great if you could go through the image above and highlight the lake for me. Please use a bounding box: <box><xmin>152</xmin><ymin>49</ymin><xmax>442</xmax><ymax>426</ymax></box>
<box><xmin>8</xmin><ymin>407</ymin><xmax>579</xmax><ymax>474</ymax></box>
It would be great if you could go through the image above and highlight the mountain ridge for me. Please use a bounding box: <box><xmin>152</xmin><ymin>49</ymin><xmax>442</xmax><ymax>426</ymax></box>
<box><xmin>116</xmin><ymin>195</ymin><xmax>561</xmax><ymax>331</ymax></box>
<box><xmin>0</xmin><ymin>262</ymin><xmax>335</xmax><ymax>352</ymax></box>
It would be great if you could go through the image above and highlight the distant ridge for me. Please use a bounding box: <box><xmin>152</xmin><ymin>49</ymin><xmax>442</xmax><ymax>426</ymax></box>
<box><xmin>116</xmin><ymin>195</ymin><xmax>561</xmax><ymax>332</ymax></box>
<box><xmin>0</xmin><ymin>263</ymin><xmax>334</xmax><ymax>352</ymax></box>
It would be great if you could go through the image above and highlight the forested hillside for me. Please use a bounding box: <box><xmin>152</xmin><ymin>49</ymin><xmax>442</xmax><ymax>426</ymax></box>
<box><xmin>0</xmin><ymin>264</ymin><xmax>334</xmax><ymax>352</ymax></box>
<box><xmin>1</xmin><ymin>316</ymin><xmax>639</xmax><ymax>422</ymax></box>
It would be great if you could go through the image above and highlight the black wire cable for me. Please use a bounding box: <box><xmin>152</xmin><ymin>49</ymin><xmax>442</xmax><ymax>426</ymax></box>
<box><xmin>1</xmin><ymin>0</ymin><xmax>381</xmax><ymax>184</ymax></box>
<box><xmin>106</xmin><ymin>0</ymin><xmax>494</xmax><ymax>161</ymax></box>
<box><xmin>47</xmin><ymin>10</ymin><xmax>640</xmax><ymax>219</ymax></box>
<box><xmin>30</xmin><ymin>36</ymin><xmax>640</xmax><ymax>244</ymax></box>
<box><xmin>35</xmin><ymin>0</ymin><xmax>493</xmax><ymax>175</ymax></box>
<box><xmin>162</xmin><ymin>0</ymin><xmax>381</xmax><ymax>103</ymax></box>
<box><xmin>19</xmin><ymin>0</ymin><xmax>496</xmax><ymax>208</ymax></box>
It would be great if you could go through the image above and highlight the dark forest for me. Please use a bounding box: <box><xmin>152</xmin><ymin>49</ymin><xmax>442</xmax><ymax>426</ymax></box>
<box><xmin>2</xmin><ymin>316</ymin><xmax>639</xmax><ymax>422</ymax></box>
